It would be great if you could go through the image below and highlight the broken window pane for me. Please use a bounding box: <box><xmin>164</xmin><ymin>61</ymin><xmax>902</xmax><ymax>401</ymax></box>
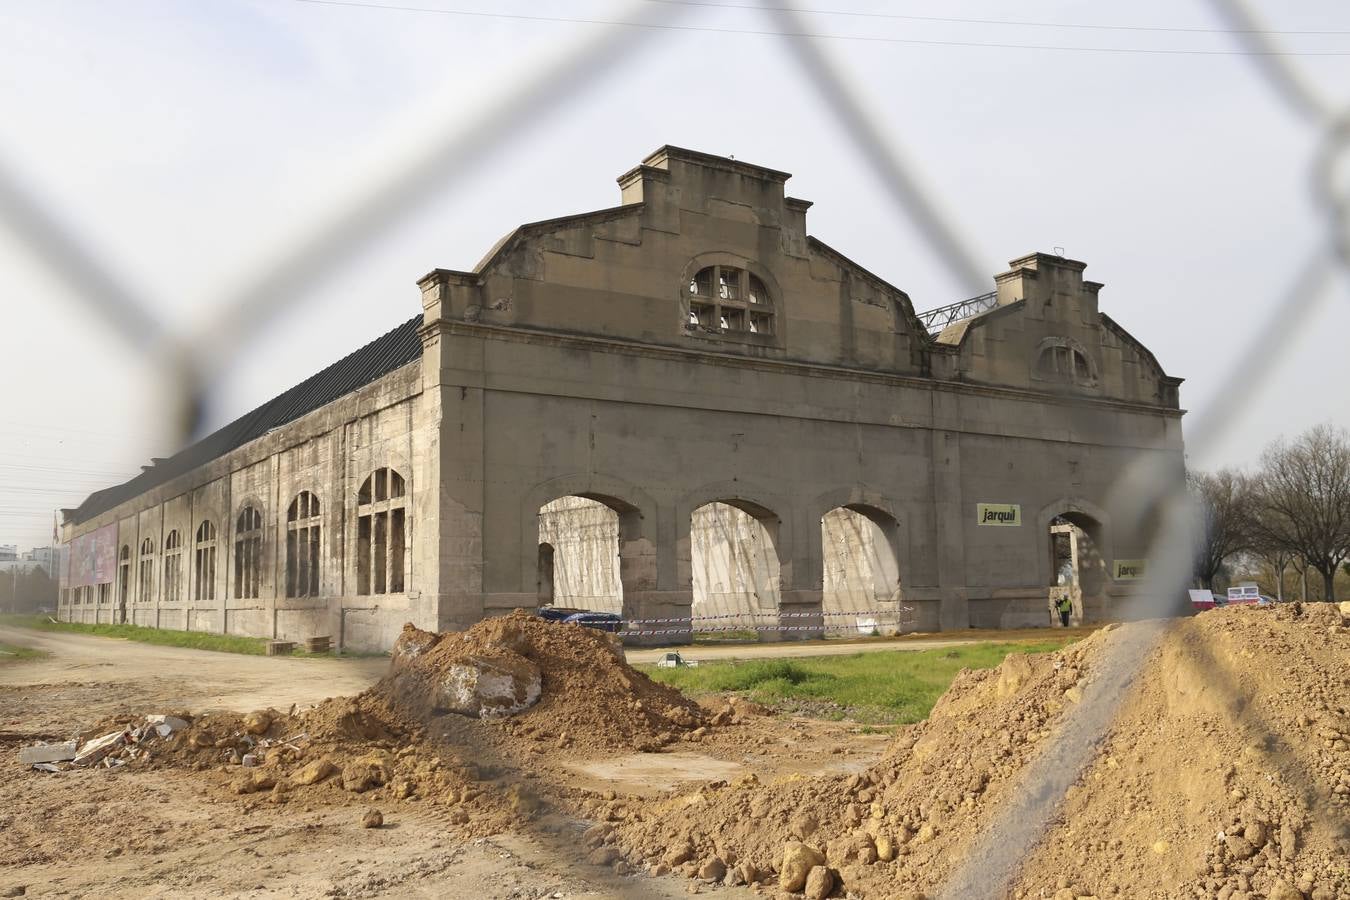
<box><xmin>308</xmin><ymin>525</ymin><xmax>320</xmax><ymax>596</ymax></box>
<box><xmin>357</xmin><ymin>515</ymin><xmax>371</xmax><ymax>595</ymax></box>
<box><xmin>748</xmin><ymin>274</ymin><xmax>767</xmax><ymax>305</ymax></box>
<box><xmin>691</xmin><ymin>268</ymin><xmax>713</xmax><ymax>297</ymax></box>
<box><xmin>390</xmin><ymin>508</ymin><xmax>405</xmax><ymax>593</ymax></box>
<box><xmin>718</xmin><ymin>267</ymin><xmax>740</xmax><ymax>301</ymax></box>
<box><xmin>373</xmin><ymin>511</ymin><xmax>387</xmax><ymax>595</ymax></box>
<box><xmin>286</xmin><ymin>530</ymin><xmax>297</xmax><ymax>597</ymax></box>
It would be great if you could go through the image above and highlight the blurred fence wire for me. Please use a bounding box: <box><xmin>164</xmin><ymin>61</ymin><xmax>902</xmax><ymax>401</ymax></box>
<box><xmin>1</xmin><ymin>0</ymin><xmax>1347</xmax><ymax>896</ymax></box>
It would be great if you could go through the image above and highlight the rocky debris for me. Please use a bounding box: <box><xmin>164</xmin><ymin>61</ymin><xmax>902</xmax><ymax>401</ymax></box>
<box><xmin>779</xmin><ymin>842</ymin><xmax>825</xmax><ymax>892</ymax></box>
<box><xmin>803</xmin><ymin>864</ymin><xmax>834</xmax><ymax>900</ymax></box>
<box><xmin>697</xmin><ymin>856</ymin><xmax>726</xmax><ymax>882</ymax></box>
<box><xmin>361</xmin><ymin>808</ymin><xmax>383</xmax><ymax>829</ymax></box>
<box><xmin>72</xmin><ymin>729</ymin><xmax>132</xmax><ymax>766</ymax></box>
<box><xmin>230</xmin><ymin>770</ymin><xmax>275</xmax><ymax>795</ymax></box>
<box><xmin>588</xmin><ymin>846</ymin><xmax>621</xmax><ymax>867</ymax></box>
<box><xmin>441</xmin><ymin>656</ymin><xmax>541</xmax><ymax>719</ymax></box>
<box><xmin>17</xmin><ymin>741</ymin><xmax>76</xmax><ymax>766</ymax></box>
<box><xmin>242</xmin><ymin>711</ymin><xmax>272</xmax><ymax>736</ymax></box>
<box><xmin>341</xmin><ymin>751</ymin><xmax>393</xmax><ymax>793</ymax></box>
<box><xmin>145</xmin><ymin>715</ymin><xmax>188</xmax><ymax>738</ymax></box>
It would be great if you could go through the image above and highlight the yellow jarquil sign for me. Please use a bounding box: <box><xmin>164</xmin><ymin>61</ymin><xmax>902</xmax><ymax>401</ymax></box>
<box><xmin>976</xmin><ymin>503</ymin><xmax>1021</xmax><ymax>526</ymax></box>
<box><xmin>1113</xmin><ymin>559</ymin><xmax>1148</xmax><ymax>580</ymax></box>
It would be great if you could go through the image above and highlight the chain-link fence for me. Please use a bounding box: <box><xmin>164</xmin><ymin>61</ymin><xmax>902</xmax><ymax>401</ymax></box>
<box><xmin>3</xmin><ymin>1</ymin><xmax>1348</xmax><ymax>897</ymax></box>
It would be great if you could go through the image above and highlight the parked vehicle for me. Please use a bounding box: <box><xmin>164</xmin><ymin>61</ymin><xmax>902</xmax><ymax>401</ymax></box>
<box><xmin>535</xmin><ymin>606</ymin><xmax>623</xmax><ymax>633</ymax></box>
<box><xmin>1226</xmin><ymin>583</ymin><xmax>1262</xmax><ymax>606</ymax></box>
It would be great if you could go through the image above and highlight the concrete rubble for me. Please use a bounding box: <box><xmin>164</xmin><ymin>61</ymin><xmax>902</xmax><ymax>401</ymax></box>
<box><xmin>17</xmin><ymin>741</ymin><xmax>77</xmax><ymax>766</ymax></box>
<box><xmin>18</xmin><ymin>712</ymin><xmax>192</xmax><ymax>772</ymax></box>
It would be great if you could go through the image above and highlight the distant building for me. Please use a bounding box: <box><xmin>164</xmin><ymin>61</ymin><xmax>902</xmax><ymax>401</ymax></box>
<box><xmin>0</xmin><ymin>546</ymin><xmax>55</xmax><ymax>576</ymax></box>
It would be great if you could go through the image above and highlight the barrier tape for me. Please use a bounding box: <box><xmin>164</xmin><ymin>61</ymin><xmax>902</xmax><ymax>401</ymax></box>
<box><xmin>620</xmin><ymin>607</ymin><xmax>915</xmax><ymax>626</ymax></box>
<box><xmin>623</xmin><ymin>620</ymin><xmax>916</xmax><ymax>637</ymax></box>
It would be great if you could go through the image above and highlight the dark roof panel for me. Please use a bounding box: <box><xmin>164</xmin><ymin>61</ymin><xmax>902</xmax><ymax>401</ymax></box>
<box><xmin>72</xmin><ymin>314</ymin><xmax>424</xmax><ymax>525</ymax></box>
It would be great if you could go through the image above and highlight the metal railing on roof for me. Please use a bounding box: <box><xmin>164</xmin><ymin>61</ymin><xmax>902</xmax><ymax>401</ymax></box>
<box><xmin>916</xmin><ymin>290</ymin><xmax>997</xmax><ymax>335</ymax></box>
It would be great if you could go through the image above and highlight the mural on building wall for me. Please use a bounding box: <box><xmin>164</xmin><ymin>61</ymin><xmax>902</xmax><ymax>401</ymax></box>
<box><xmin>65</xmin><ymin>523</ymin><xmax>117</xmax><ymax>588</ymax></box>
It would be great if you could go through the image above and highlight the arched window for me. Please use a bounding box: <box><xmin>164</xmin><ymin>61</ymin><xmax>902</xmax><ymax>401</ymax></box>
<box><xmin>118</xmin><ymin>544</ymin><xmax>130</xmax><ymax>606</ymax></box>
<box><xmin>138</xmin><ymin>537</ymin><xmax>155</xmax><ymax>604</ymax></box>
<box><xmin>1036</xmin><ymin>342</ymin><xmax>1094</xmax><ymax>387</ymax></box>
<box><xmin>286</xmin><ymin>491</ymin><xmax>321</xmax><ymax>598</ymax></box>
<box><xmin>195</xmin><ymin>520</ymin><xmax>217</xmax><ymax>602</ymax></box>
<box><xmin>357</xmin><ymin>467</ymin><xmax>406</xmax><ymax>595</ymax></box>
<box><xmin>687</xmin><ymin>265</ymin><xmax>774</xmax><ymax>336</ymax></box>
<box><xmin>234</xmin><ymin>506</ymin><xmax>263</xmax><ymax>600</ymax></box>
<box><xmin>163</xmin><ymin>529</ymin><xmax>183</xmax><ymax>604</ymax></box>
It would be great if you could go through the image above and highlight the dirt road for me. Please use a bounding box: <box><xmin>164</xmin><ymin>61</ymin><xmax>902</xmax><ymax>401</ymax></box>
<box><xmin>0</xmin><ymin>626</ymin><xmax>386</xmax><ymax>731</ymax></box>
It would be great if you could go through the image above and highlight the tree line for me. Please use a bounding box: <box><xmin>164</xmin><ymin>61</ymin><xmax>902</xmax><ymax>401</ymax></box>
<box><xmin>1191</xmin><ymin>423</ymin><xmax>1350</xmax><ymax>602</ymax></box>
<box><xmin>0</xmin><ymin>565</ymin><xmax>57</xmax><ymax>614</ymax></box>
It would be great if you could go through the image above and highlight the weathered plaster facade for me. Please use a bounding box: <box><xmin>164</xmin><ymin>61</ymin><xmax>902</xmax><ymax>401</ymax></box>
<box><xmin>59</xmin><ymin>146</ymin><xmax>1184</xmax><ymax>650</ymax></box>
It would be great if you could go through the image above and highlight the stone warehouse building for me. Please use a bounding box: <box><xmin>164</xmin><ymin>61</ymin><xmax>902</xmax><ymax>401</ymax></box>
<box><xmin>58</xmin><ymin>146</ymin><xmax>1184</xmax><ymax>651</ymax></box>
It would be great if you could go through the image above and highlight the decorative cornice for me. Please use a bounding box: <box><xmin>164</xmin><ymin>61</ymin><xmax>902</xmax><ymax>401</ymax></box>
<box><xmin>423</xmin><ymin>318</ymin><xmax>1186</xmax><ymax>418</ymax></box>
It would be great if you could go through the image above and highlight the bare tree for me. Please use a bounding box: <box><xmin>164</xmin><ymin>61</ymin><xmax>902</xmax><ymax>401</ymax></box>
<box><xmin>1253</xmin><ymin>424</ymin><xmax>1350</xmax><ymax>601</ymax></box>
<box><xmin>1190</xmin><ymin>468</ymin><xmax>1253</xmax><ymax>592</ymax></box>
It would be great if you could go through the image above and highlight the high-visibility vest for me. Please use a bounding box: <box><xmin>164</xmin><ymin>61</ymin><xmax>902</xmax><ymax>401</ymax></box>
<box><xmin>1056</xmin><ymin>596</ymin><xmax>1073</xmax><ymax>613</ymax></box>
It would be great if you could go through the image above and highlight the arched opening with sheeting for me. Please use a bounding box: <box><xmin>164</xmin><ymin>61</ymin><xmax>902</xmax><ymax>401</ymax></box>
<box><xmin>821</xmin><ymin>504</ymin><xmax>903</xmax><ymax>635</ymax></box>
<box><xmin>690</xmin><ymin>500</ymin><xmax>782</xmax><ymax>628</ymax></box>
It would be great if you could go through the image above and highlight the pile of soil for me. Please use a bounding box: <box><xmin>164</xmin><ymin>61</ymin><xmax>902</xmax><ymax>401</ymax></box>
<box><xmin>378</xmin><ymin>612</ymin><xmax>706</xmax><ymax>754</ymax></box>
<box><xmin>596</xmin><ymin>604</ymin><xmax>1350</xmax><ymax>899</ymax></box>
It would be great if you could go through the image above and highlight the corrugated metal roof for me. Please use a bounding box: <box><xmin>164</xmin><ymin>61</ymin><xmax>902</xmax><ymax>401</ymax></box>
<box><xmin>71</xmin><ymin>314</ymin><xmax>424</xmax><ymax>525</ymax></box>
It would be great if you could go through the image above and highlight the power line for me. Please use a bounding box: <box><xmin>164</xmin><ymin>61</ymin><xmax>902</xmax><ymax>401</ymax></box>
<box><xmin>288</xmin><ymin>0</ymin><xmax>1350</xmax><ymax>56</ymax></box>
<box><xmin>0</xmin><ymin>488</ymin><xmax>113</xmax><ymax>496</ymax></box>
<box><xmin>0</xmin><ymin>463</ymin><xmax>136</xmax><ymax>478</ymax></box>
<box><xmin>641</xmin><ymin>0</ymin><xmax>1350</xmax><ymax>37</ymax></box>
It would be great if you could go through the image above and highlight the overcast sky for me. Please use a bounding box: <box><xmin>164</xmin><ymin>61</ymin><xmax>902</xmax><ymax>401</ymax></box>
<box><xmin>2</xmin><ymin>0</ymin><xmax>1349</xmax><ymax>550</ymax></box>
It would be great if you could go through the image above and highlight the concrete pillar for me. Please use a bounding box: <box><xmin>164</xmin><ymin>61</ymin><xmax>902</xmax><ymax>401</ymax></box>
<box><xmin>429</xmin><ymin>359</ymin><xmax>487</xmax><ymax>632</ymax></box>
<box><xmin>931</xmin><ymin>428</ymin><xmax>971</xmax><ymax>630</ymax></box>
<box><xmin>777</xmin><ymin>501</ymin><xmax>822</xmax><ymax>641</ymax></box>
<box><xmin>617</xmin><ymin>496</ymin><xmax>691</xmax><ymax>647</ymax></box>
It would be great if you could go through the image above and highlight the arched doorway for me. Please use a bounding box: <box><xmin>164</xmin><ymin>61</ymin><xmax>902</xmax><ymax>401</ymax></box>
<box><xmin>1048</xmin><ymin>512</ymin><xmax>1107</xmax><ymax>626</ymax></box>
<box><xmin>822</xmin><ymin>505</ymin><xmax>903</xmax><ymax>635</ymax></box>
<box><xmin>691</xmin><ymin>500</ymin><xmax>782</xmax><ymax>633</ymax></box>
<box><xmin>536</xmin><ymin>496</ymin><xmax>622</xmax><ymax>614</ymax></box>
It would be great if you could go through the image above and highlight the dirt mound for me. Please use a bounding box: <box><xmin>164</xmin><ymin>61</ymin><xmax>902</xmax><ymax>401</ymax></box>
<box><xmin>380</xmin><ymin>612</ymin><xmax>706</xmax><ymax>753</ymax></box>
<box><xmin>598</xmin><ymin>604</ymin><xmax>1350</xmax><ymax>899</ymax></box>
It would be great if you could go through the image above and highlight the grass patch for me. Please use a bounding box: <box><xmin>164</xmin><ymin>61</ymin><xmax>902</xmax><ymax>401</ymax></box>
<box><xmin>0</xmin><ymin>613</ymin><xmax>268</xmax><ymax>655</ymax></box>
<box><xmin>0</xmin><ymin>641</ymin><xmax>47</xmax><ymax>663</ymax></box>
<box><xmin>0</xmin><ymin>614</ymin><xmax>383</xmax><ymax>658</ymax></box>
<box><xmin>642</xmin><ymin>639</ymin><xmax>1071</xmax><ymax>724</ymax></box>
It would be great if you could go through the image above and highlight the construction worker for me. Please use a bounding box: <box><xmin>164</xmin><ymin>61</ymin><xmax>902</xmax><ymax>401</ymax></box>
<box><xmin>1056</xmin><ymin>594</ymin><xmax>1073</xmax><ymax>628</ymax></box>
